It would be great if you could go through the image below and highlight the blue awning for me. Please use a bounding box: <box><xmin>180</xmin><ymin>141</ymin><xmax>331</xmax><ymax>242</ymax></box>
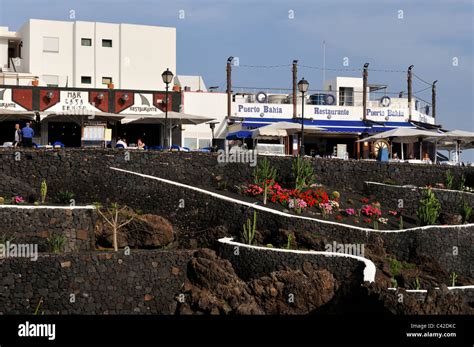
<box><xmin>226</xmin><ymin>130</ymin><xmax>253</xmax><ymax>140</ymax></box>
<box><xmin>239</xmin><ymin>118</ymin><xmax>417</xmax><ymax>134</ymax></box>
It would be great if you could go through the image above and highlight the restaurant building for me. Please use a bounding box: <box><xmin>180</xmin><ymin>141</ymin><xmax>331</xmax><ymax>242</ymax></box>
<box><xmin>0</xmin><ymin>19</ymin><xmax>440</xmax><ymax>158</ymax></box>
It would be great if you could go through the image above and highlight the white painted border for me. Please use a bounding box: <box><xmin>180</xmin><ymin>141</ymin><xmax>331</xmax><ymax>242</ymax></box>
<box><xmin>366</xmin><ymin>181</ymin><xmax>474</xmax><ymax>196</ymax></box>
<box><xmin>388</xmin><ymin>286</ymin><xmax>474</xmax><ymax>292</ymax></box>
<box><xmin>109</xmin><ymin>167</ymin><xmax>474</xmax><ymax>233</ymax></box>
<box><xmin>0</xmin><ymin>205</ymin><xmax>95</xmax><ymax>210</ymax></box>
<box><xmin>218</xmin><ymin>237</ymin><xmax>376</xmax><ymax>283</ymax></box>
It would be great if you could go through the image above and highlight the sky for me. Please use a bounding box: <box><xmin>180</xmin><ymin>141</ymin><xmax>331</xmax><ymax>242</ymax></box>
<box><xmin>0</xmin><ymin>0</ymin><xmax>473</xmax><ymax>160</ymax></box>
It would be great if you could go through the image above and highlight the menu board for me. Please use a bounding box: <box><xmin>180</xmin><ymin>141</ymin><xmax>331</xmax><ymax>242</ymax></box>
<box><xmin>83</xmin><ymin>126</ymin><xmax>105</xmax><ymax>141</ymax></box>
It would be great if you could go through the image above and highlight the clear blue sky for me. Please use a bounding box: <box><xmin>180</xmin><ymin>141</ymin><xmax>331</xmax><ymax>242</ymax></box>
<box><xmin>1</xmin><ymin>0</ymin><xmax>473</xmax><ymax>160</ymax></box>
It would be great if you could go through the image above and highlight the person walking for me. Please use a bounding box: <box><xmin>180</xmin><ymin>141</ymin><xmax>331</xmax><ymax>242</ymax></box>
<box><xmin>13</xmin><ymin>123</ymin><xmax>22</xmax><ymax>147</ymax></box>
<box><xmin>21</xmin><ymin>122</ymin><xmax>35</xmax><ymax>148</ymax></box>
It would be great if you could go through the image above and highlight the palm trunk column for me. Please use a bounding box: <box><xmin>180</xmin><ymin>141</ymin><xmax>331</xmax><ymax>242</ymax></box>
<box><xmin>161</xmin><ymin>68</ymin><xmax>174</xmax><ymax>148</ymax></box>
<box><xmin>298</xmin><ymin>77</ymin><xmax>309</xmax><ymax>157</ymax></box>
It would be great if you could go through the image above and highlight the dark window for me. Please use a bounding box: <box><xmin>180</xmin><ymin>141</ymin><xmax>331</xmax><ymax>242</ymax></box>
<box><xmin>102</xmin><ymin>39</ymin><xmax>112</xmax><ymax>48</ymax></box>
<box><xmin>81</xmin><ymin>38</ymin><xmax>92</xmax><ymax>46</ymax></box>
<box><xmin>81</xmin><ymin>76</ymin><xmax>92</xmax><ymax>84</ymax></box>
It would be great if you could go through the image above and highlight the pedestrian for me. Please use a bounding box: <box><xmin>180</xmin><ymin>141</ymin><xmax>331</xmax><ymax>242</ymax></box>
<box><xmin>13</xmin><ymin>123</ymin><xmax>22</xmax><ymax>147</ymax></box>
<box><xmin>21</xmin><ymin>122</ymin><xmax>35</xmax><ymax>148</ymax></box>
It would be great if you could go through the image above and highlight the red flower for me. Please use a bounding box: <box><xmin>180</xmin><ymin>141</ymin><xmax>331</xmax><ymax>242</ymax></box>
<box><xmin>336</xmin><ymin>215</ymin><xmax>344</xmax><ymax>221</ymax></box>
<box><xmin>363</xmin><ymin>218</ymin><xmax>372</xmax><ymax>224</ymax></box>
<box><xmin>360</xmin><ymin>197</ymin><xmax>369</xmax><ymax>204</ymax></box>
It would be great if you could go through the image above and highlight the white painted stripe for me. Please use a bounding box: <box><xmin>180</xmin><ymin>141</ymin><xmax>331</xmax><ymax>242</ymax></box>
<box><xmin>0</xmin><ymin>205</ymin><xmax>95</xmax><ymax>210</ymax></box>
<box><xmin>218</xmin><ymin>237</ymin><xmax>376</xmax><ymax>283</ymax></box>
<box><xmin>366</xmin><ymin>181</ymin><xmax>474</xmax><ymax>196</ymax></box>
<box><xmin>388</xmin><ymin>285</ymin><xmax>474</xmax><ymax>292</ymax></box>
<box><xmin>109</xmin><ymin>167</ymin><xmax>474</xmax><ymax>233</ymax></box>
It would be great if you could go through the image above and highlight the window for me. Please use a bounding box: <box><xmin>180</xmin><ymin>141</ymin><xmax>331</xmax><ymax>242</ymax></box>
<box><xmin>102</xmin><ymin>39</ymin><xmax>112</xmax><ymax>47</ymax></box>
<box><xmin>43</xmin><ymin>75</ymin><xmax>59</xmax><ymax>87</ymax></box>
<box><xmin>339</xmin><ymin>87</ymin><xmax>354</xmax><ymax>106</ymax></box>
<box><xmin>81</xmin><ymin>38</ymin><xmax>92</xmax><ymax>46</ymax></box>
<box><xmin>183</xmin><ymin>138</ymin><xmax>197</xmax><ymax>150</ymax></box>
<box><xmin>81</xmin><ymin>76</ymin><xmax>92</xmax><ymax>84</ymax></box>
<box><xmin>102</xmin><ymin>77</ymin><xmax>113</xmax><ymax>85</ymax></box>
<box><xmin>43</xmin><ymin>37</ymin><xmax>59</xmax><ymax>53</ymax></box>
<box><xmin>198</xmin><ymin>139</ymin><xmax>211</xmax><ymax>149</ymax></box>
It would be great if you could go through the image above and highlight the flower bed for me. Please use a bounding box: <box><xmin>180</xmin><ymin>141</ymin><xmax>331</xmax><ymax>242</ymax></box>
<box><xmin>241</xmin><ymin>180</ymin><xmax>425</xmax><ymax>230</ymax></box>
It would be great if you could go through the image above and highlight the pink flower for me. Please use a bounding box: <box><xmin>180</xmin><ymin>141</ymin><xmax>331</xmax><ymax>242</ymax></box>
<box><xmin>345</xmin><ymin>208</ymin><xmax>356</xmax><ymax>216</ymax></box>
<box><xmin>388</xmin><ymin>210</ymin><xmax>398</xmax><ymax>216</ymax></box>
<box><xmin>13</xmin><ymin>196</ymin><xmax>25</xmax><ymax>204</ymax></box>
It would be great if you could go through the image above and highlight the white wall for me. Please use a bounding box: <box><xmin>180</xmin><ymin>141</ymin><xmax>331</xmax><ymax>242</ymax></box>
<box><xmin>94</xmin><ymin>22</ymin><xmax>119</xmax><ymax>88</ymax></box>
<box><xmin>119</xmin><ymin>23</ymin><xmax>176</xmax><ymax>90</ymax></box>
<box><xmin>27</xmin><ymin>19</ymin><xmax>74</xmax><ymax>87</ymax></box>
<box><xmin>73</xmin><ymin>21</ymin><xmax>95</xmax><ymax>87</ymax></box>
<box><xmin>0</xmin><ymin>38</ymin><xmax>8</xmax><ymax>70</ymax></box>
<box><xmin>7</xmin><ymin>19</ymin><xmax>176</xmax><ymax>89</ymax></box>
<box><xmin>181</xmin><ymin>92</ymin><xmax>227</xmax><ymax>147</ymax></box>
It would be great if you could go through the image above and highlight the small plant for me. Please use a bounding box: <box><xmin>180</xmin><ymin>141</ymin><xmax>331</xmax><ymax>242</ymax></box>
<box><xmin>417</xmin><ymin>188</ymin><xmax>441</xmax><ymax>226</ymax></box>
<box><xmin>0</xmin><ymin>196</ymin><xmax>4</xmax><ymax>204</ymax></box>
<box><xmin>40</xmin><ymin>179</ymin><xmax>47</xmax><ymax>204</ymax></box>
<box><xmin>389</xmin><ymin>258</ymin><xmax>402</xmax><ymax>277</ymax></box>
<box><xmin>390</xmin><ymin>278</ymin><xmax>398</xmax><ymax>288</ymax></box>
<box><xmin>94</xmin><ymin>202</ymin><xmax>134</xmax><ymax>251</ymax></box>
<box><xmin>265</xmin><ymin>244</ymin><xmax>273</xmax><ymax>248</ymax></box>
<box><xmin>346</xmin><ymin>198</ymin><xmax>353</xmax><ymax>205</ymax></box>
<box><xmin>0</xmin><ymin>233</ymin><xmax>15</xmax><ymax>245</ymax></box>
<box><xmin>412</xmin><ymin>277</ymin><xmax>421</xmax><ymax>290</ymax></box>
<box><xmin>373</xmin><ymin>220</ymin><xmax>379</xmax><ymax>230</ymax></box>
<box><xmin>33</xmin><ymin>297</ymin><xmax>44</xmax><ymax>315</ymax></box>
<box><xmin>460</xmin><ymin>201</ymin><xmax>472</xmax><ymax>224</ymax></box>
<box><xmin>450</xmin><ymin>272</ymin><xmax>458</xmax><ymax>287</ymax></box>
<box><xmin>292</xmin><ymin>157</ymin><xmax>316</xmax><ymax>191</ymax></box>
<box><xmin>445</xmin><ymin>170</ymin><xmax>454</xmax><ymax>189</ymax></box>
<box><xmin>242</xmin><ymin>210</ymin><xmax>257</xmax><ymax>245</ymax></box>
<box><xmin>286</xmin><ymin>234</ymin><xmax>294</xmax><ymax>250</ymax></box>
<box><xmin>56</xmin><ymin>191</ymin><xmax>75</xmax><ymax>204</ymax></box>
<box><xmin>332</xmin><ymin>191</ymin><xmax>340</xmax><ymax>200</ymax></box>
<box><xmin>253</xmin><ymin>158</ymin><xmax>277</xmax><ymax>186</ymax></box>
<box><xmin>47</xmin><ymin>234</ymin><xmax>67</xmax><ymax>253</ymax></box>
<box><xmin>399</xmin><ymin>215</ymin><xmax>404</xmax><ymax>230</ymax></box>
<box><xmin>459</xmin><ymin>174</ymin><xmax>466</xmax><ymax>191</ymax></box>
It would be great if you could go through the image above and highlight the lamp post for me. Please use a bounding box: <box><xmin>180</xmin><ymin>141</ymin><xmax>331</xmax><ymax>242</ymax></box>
<box><xmin>161</xmin><ymin>68</ymin><xmax>174</xmax><ymax>148</ymax></box>
<box><xmin>297</xmin><ymin>77</ymin><xmax>309</xmax><ymax>156</ymax></box>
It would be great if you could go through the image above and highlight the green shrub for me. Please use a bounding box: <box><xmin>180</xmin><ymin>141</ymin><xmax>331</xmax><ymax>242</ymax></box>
<box><xmin>417</xmin><ymin>188</ymin><xmax>441</xmax><ymax>226</ymax></box>
<box><xmin>47</xmin><ymin>234</ymin><xmax>67</xmax><ymax>253</ymax></box>
<box><xmin>40</xmin><ymin>179</ymin><xmax>47</xmax><ymax>203</ymax></box>
<box><xmin>292</xmin><ymin>157</ymin><xmax>316</xmax><ymax>191</ymax></box>
<box><xmin>460</xmin><ymin>201</ymin><xmax>472</xmax><ymax>224</ymax></box>
<box><xmin>445</xmin><ymin>170</ymin><xmax>454</xmax><ymax>189</ymax></box>
<box><xmin>253</xmin><ymin>158</ymin><xmax>277</xmax><ymax>186</ymax></box>
<box><xmin>56</xmin><ymin>191</ymin><xmax>75</xmax><ymax>204</ymax></box>
<box><xmin>242</xmin><ymin>211</ymin><xmax>257</xmax><ymax>245</ymax></box>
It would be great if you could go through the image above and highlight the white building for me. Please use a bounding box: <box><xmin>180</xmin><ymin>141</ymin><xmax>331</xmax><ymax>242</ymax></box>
<box><xmin>0</xmin><ymin>19</ymin><xmax>176</xmax><ymax>90</ymax></box>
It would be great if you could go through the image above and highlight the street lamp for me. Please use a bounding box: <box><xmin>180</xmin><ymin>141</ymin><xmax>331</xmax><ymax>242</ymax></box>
<box><xmin>297</xmin><ymin>77</ymin><xmax>309</xmax><ymax>156</ymax></box>
<box><xmin>161</xmin><ymin>68</ymin><xmax>174</xmax><ymax>148</ymax></box>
